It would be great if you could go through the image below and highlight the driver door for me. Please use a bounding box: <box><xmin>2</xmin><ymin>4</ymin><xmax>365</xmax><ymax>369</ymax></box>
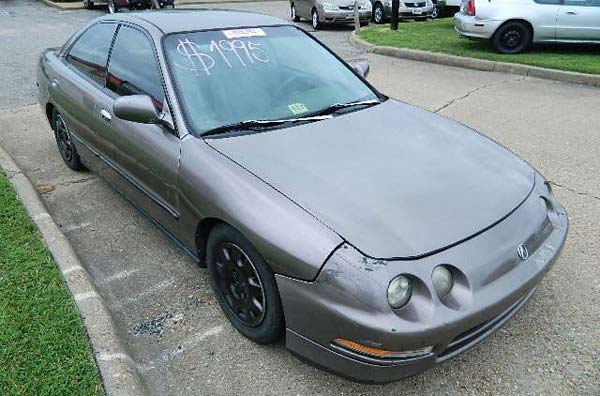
<box><xmin>103</xmin><ymin>24</ymin><xmax>182</xmax><ymax>230</ymax></box>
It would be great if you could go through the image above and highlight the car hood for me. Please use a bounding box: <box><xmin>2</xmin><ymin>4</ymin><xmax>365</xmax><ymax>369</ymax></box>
<box><xmin>207</xmin><ymin>100</ymin><xmax>534</xmax><ymax>259</ymax></box>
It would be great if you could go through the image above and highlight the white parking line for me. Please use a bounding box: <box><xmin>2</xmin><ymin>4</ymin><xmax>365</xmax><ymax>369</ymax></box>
<box><xmin>169</xmin><ymin>325</ymin><xmax>224</xmax><ymax>358</ymax></box>
<box><xmin>101</xmin><ymin>268</ymin><xmax>140</xmax><ymax>284</ymax></box>
<box><xmin>116</xmin><ymin>279</ymin><xmax>175</xmax><ymax>307</ymax></box>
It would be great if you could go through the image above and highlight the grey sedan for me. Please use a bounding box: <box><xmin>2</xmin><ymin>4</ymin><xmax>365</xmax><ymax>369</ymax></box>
<box><xmin>37</xmin><ymin>10</ymin><xmax>568</xmax><ymax>383</ymax></box>
<box><xmin>290</xmin><ymin>0</ymin><xmax>372</xmax><ymax>29</ymax></box>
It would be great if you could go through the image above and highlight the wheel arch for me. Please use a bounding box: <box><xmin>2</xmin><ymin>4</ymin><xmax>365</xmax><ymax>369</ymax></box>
<box><xmin>494</xmin><ymin>18</ymin><xmax>534</xmax><ymax>39</ymax></box>
<box><xmin>46</xmin><ymin>102</ymin><xmax>56</xmax><ymax>130</ymax></box>
<box><xmin>195</xmin><ymin>217</ymin><xmax>228</xmax><ymax>267</ymax></box>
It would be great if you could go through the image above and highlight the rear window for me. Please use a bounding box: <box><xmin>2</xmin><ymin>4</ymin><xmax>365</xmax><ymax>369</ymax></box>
<box><xmin>66</xmin><ymin>23</ymin><xmax>117</xmax><ymax>85</ymax></box>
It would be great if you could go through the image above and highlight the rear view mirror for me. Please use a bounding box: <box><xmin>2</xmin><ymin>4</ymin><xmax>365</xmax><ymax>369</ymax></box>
<box><xmin>351</xmin><ymin>59</ymin><xmax>370</xmax><ymax>78</ymax></box>
<box><xmin>113</xmin><ymin>95</ymin><xmax>161</xmax><ymax>124</ymax></box>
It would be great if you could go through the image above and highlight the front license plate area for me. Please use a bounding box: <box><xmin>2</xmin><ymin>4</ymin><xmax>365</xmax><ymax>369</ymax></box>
<box><xmin>412</xmin><ymin>8</ymin><xmax>423</xmax><ymax>14</ymax></box>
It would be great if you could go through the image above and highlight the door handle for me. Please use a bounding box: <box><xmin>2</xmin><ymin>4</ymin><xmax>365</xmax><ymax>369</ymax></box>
<box><xmin>565</xmin><ymin>10</ymin><xmax>577</xmax><ymax>15</ymax></box>
<box><xmin>100</xmin><ymin>109</ymin><xmax>112</xmax><ymax>122</ymax></box>
<box><xmin>51</xmin><ymin>78</ymin><xmax>60</xmax><ymax>88</ymax></box>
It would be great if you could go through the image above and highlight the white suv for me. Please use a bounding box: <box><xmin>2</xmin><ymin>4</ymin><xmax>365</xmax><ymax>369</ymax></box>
<box><xmin>455</xmin><ymin>0</ymin><xmax>600</xmax><ymax>53</ymax></box>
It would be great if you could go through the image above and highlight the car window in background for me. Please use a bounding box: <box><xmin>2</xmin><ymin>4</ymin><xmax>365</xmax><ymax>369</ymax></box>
<box><xmin>163</xmin><ymin>26</ymin><xmax>379</xmax><ymax>135</ymax></box>
<box><xmin>533</xmin><ymin>0</ymin><xmax>561</xmax><ymax>4</ymax></box>
<box><xmin>107</xmin><ymin>25</ymin><xmax>164</xmax><ymax>110</ymax></box>
<box><xmin>564</xmin><ymin>0</ymin><xmax>600</xmax><ymax>5</ymax></box>
<box><xmin>66</xmin><ymin>23</ymin><xmax>117</xmax><ymax>86</ymax></box>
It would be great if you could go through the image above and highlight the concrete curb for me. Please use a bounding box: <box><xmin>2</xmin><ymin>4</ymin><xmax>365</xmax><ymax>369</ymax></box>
<box><xmin>350</xmin><ymin>31</ymin><xmax>600</xmax><ymax>88</ymax></box>
<box><xmin>41</xmin><ymin>0</ymin><xmax>283</xmax><ymax>10</ymax></box>
<box><xmin>0</xmin><ymin>145</ymin><xmax>148</xmax><ymax>396</ymax></box>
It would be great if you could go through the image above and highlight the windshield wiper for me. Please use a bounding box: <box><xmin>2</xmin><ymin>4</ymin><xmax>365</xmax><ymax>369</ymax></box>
<box><xmin>308</xmin><ymin>99</ymin><xmax>382</xmax><ymax>117</ymax></box>
<box><xmin>201</xmin><ymin>115</ymin><xmax>333</xmax><ymax>137</ymax></box>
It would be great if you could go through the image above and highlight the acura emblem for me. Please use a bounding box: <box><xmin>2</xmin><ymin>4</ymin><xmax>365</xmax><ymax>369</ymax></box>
<box><xmin>517</xmin><ymin>244</ymin><xmax>529</xmax><ymax>260</ymax></box>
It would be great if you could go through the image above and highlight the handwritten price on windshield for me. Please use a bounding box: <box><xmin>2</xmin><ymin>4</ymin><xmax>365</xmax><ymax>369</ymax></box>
<box><xmin>175</xmin><ymin>38</ymin><xmax>270</xmax><ymax>76</ymax></box>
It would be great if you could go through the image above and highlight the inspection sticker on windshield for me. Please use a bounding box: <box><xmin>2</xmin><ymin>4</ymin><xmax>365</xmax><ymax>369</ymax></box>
<box><xmin>222</xmin><ymin>28</ymin><xmax>267</xmax><ymax>39</ymax></box>
<box><xmin>288</xmin><ymin>103</ymin><xmax>309</xmax><ymax>115</ymax></box>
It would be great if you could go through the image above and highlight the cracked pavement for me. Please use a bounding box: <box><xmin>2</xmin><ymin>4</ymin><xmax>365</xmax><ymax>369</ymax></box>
<box><xmin>0</xmin><ymin>1</ymin><xmax>599</xmax><ymax>395</ymax></box>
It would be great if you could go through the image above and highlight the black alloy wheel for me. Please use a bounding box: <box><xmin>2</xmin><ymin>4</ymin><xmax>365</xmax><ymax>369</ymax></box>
<box><xmin>207</xmin><ymin>224</ymin><xmax>284</xmax><ymax>344</ymax></box>
<box><xmin>52</xmin><ymin>110</ymin><xmax>84</xmax><ymax>170</ymax></box>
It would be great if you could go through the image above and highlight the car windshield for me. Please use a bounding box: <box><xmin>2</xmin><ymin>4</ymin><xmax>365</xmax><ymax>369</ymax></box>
<box><xmin>163</xmin><ymin>26</ymin><xmax>380</xmax><ymax>135</ymax></box>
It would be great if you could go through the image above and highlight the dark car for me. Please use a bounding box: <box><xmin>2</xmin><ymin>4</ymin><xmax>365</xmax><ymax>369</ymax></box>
<box><xmin>83</xmin><ymin>0</ymin><xmax>174</xmax><ymax>13</ymax></box>
<box><xmin>37</xmin><ymin>10</ymin><xmax>568</xmax><ymax>383</ymax></box>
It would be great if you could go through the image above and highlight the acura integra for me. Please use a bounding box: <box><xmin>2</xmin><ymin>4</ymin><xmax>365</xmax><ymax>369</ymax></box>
<box><xmin>37</xmin><ymin>10</ymin><xmax>568</xmax><ymax>382</ymax></box>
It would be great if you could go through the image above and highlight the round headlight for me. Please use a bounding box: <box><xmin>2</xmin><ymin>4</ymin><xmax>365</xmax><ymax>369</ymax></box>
<box><xmin>387</xmin><ymin>276</ymin><xmax>412</xmax><ymax>308</ymax></box>
<box><xmin>432</xmin><ymin>266</ymin><xmax>453</xmax><ymax>297</ymax></box>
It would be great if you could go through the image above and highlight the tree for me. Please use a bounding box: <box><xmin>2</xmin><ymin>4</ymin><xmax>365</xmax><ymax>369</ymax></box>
<box><xmin>390</xmin><ymin>0</ymin><xmax>399</xmax><ymax>30</ymax></box>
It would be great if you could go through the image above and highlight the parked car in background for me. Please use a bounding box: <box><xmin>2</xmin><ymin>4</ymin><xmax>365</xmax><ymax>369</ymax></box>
<box><xmin>83</xmin><ymin>0</ymin><xmax>174</xmax><ymax>13</ymax></box>
<box><xmin>455</xmin><ymin>0</ymin><xmax>600</xmax><ymax>54</ymax></box>
<box><xmin>372</xmin><ymin>0</ymin><xmax>435</xmax><ymax>24</ymax></box>
<box><xmin>290</xmin><ymin>0</ymin><xmax>372</xmax><ymax>29</ymax></box>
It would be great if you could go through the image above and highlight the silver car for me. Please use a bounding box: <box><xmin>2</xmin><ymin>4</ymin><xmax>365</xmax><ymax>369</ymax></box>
<box><xmin>455</xmin><ymin>0</ymin><xmax>600</xmax><ymax>53</ymax></box>
<box><xmin>372</xmin><ymin>0</ymin><xmax>435</xmax><ymax>23</ymax></box>
<box><xmin>290</xmin><ymin>0</ymin><xmax>372</xmax><ymax>29</ymax></box>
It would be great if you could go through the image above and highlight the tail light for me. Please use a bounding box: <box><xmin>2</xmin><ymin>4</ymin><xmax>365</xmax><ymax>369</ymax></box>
<box><xmin>466</xmin><ymin>0</ymin><xmax>476</xmax><ymax>16</ymax></box>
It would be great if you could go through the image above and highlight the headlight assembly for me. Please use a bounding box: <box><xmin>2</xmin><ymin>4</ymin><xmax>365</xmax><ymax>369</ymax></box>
<box><xmin>387</xmin><ymin>275</ymin><xmax>412</xmax><ymax>308</ymax></box>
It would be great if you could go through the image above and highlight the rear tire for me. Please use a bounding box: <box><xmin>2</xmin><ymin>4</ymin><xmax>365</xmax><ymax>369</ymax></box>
<box><xmin>206</xmin><ymin>224</ymin><xmax>285</xmax><ymax>344</ymax></box>
<box><xmin>372</xmin><ymin>2</ymin><xmax>385</xmax><ymax>24</ymax></box>
<box><xmin>491</xmin><ymin>21</ymin><xmax>532</xmax><ymax>54</ymax></box>
<box><xmin>52</xmin><ymin>110</ymin><xmax>85</xmax><ymax>171</ymax></box>
<box><xmin>291</xmin><ymin>3</ymin><xmax>300</xmax><ymax>22</ymax></box>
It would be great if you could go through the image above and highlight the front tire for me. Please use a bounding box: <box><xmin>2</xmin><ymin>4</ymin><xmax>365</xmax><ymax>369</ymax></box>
<box><xmin>291</xmin><ymin>3</ymin><xmax>300</xmax><ymax>22</ymax></box>
<box><xmin>372</xmin><ymin>2</ymin><xmax>385</xmax><ymax>24</ymax></box>
<box><xmin>207</xmin><ymin>224</ymin><xmax>285</xmax><ymax>344</ymax></box>
<box><xmin>311</xmin><ymin>9</ymin><xmax>321</xmax><ymax>30</ymax></box>
<box><xmin>52</xmin><ymin>110</ymin><xmax>84</xmax><ymax>171</ymax></box>
<box><xmin>491</xmin><ymin>21</ymin><xmax>532</xmax><ymax>54</ymax></box>
<box><xmin>107</xmin><ymin>0</ymin><xmax>119</xmax><ymax>13</ymax></box>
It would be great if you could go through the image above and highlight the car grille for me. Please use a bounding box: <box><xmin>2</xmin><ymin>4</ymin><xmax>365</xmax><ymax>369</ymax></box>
<box><xmin>438</xmin><ymin>291</ymin><xmax>531</xmax><ymax>360</ymax></box>
<box><xmin>404</xmin><ymin>2</ymin><xmax>426</xmax><ymax>7</ymax></box>
<box><xmin>339</xmin><ymin>5</ymin><xmax>353</xmax><ymax>9</ymax></box>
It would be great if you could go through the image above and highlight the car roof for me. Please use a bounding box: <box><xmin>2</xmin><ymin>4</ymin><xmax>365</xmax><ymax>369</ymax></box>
<box><xmin>103</xmin><ymin>9</ymin><xmax>291</xmax><ymax>34</ymax></box>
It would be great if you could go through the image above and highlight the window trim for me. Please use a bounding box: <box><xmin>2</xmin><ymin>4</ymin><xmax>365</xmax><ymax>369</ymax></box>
<box><xmin>63</xmin><ymin>21</ymin><xmax>119</xmax><ymax>92</ymax></box>
<box><xmin>106</xmin><ymin>22</ymin><xmax>179</xmax><ymax>137</ymax></box>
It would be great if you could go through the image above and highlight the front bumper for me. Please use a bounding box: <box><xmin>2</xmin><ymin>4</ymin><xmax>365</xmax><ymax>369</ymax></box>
<box><xmin>321</xmin><ymin>9</ymin><xmax>371</xmax><ymax>23</ymax></box>
<box><xmin>276</xmin><ymin>174</ymin><xmax>568</xmax><ymax>383</ymax></box>
<box><xmin>454</xmin><ymin>12</ymin><xmax>502</xmax><ymax>40</ymax></box>
<box><xmin>384</xmin><ymin>4</ymin><xmax>434</xmax><ymax>19</ymax></box>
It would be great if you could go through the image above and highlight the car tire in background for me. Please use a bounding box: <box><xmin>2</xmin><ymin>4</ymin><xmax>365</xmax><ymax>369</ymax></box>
<box><xmin>290</xmin><ymin>3</ymin><xmax>300</xmax><ymax>21</ymax></box>
<box><xmin>311</xmin><ymin>9</ymin><xmax>321</xmax><ymax>30</ymax></box>
<box><xmin>83</xmin><ymin>0</ymin><xmax>94</xmax><ymax>9</ymax></box>
<box><xmin>206</xmin><ymin>224</ymin><xmax>285</xmax><ymax>344</ymax></box>
<box><xmin>372</xmin><ymin>2</ymin><xmax>385</xmax><ymax>24</ymax></box>
<box><xmin>432</xmin><ymin>5</ymin><xmax>440</xmax><ymax>18</ymax></box>
<box><xmin>491</xmin><ymin>21</ymin><xmax>532</xmax><ymax>54</ymax></box>
<box><xmin>107</xmin><ymin>0</ymin><xmax>119</xmax><ymax>13</ymax></box>
<box><xmin>52</xmin><ymin>110</ymin><xmax>85</xmax><ymax>171</ymax></box>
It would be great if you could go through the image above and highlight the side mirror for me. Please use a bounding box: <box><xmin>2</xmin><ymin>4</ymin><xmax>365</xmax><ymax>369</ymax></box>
<box><xmin>113</xmin><ymin>95</ymin><xmax>161</xmax><ymax>124</ymax></box>
<box><xmin>351</xmin><ymin>59</ymin><xmax>370</xmax><ymax>78</ymax></box>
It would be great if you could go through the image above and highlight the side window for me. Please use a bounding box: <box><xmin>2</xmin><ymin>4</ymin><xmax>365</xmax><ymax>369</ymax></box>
<box><xmin>66</xmin><ymin>23</ymin><xmax>117</xmax><ymax>86</ymax></box>
<box><xmin>107</xmin><ymin>25</ymin><xmax>164</xmax><ymax>110</ymax></box>
<box><xmin>534</xmin><ymin>0</ymin><xmax>562</xmax><ymax>4</ymax></box>
<box><xmin>564</xmin><ymin>0</ymin><xmax>600</xmax><ymax>5</ymax></box>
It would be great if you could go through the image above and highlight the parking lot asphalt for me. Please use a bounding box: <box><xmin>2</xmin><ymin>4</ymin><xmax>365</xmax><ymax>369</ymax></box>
<box><xmin>0</xmin><ymin>1</ymin><xmax>599</xmax><ymax>395</ymax></box>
